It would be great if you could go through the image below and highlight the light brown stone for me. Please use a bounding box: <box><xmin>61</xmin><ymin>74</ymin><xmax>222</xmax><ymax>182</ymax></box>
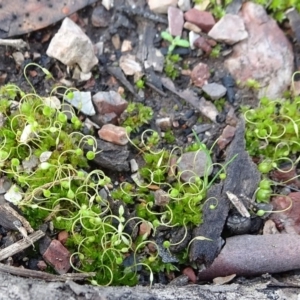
<box><xmin>190</xmin><ymin>62</ymin><xmax>210</xmax><ymax>87</ymax></box>
<box><xmin>98</xmin><ymin>124</ymin><xmax>128</xmax><ymax>145</ymax></box>
<box><xmin>57</xmin><ymin>230</ymin><xmax>68</xmax><ymax>245</ymax></box>
<box><xmin>217</xmin><ymin>125</ymin><xmax>236</xmax><ymax>150</ymax></box>
<box><xmin>148</xmin><ymin>0</ymin><xmax>177</xmax><ymax>14</ymax></box>
<box><xmin>184</xmin><ymin>22</ymin><xmax>202</xmax><ymax>33</ymax></box>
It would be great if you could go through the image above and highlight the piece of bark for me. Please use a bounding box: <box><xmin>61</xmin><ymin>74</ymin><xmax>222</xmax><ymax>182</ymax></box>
<box><xmin>106</xmin><ymin>66</ymin><xmax>141</xmax><ymax>100</ymax></box>
<box><xmin>189</xmin><ymin>118</ymin><xmax>260</xmax><ymax>266</ymax></box>
<box><xmin>0</xmin><ymin>230</ymin><xmax>45</xmax><ymax>261</ymax></box>
<box><xmin>0</xmin><ymin>0</ymin><xmax>98</xmax><ymax>38</ymax></box>
<box><xmin>136</xmin><ymin>21</ymin><xmax>165</xmax><ymax>77</ymax></box>
<box><xmin>0</xmin><ymin>203</ymin><xmax>34</xmax><ymax>233</ymax></box>
<box><xmin>161</xmin><ymin>77</ymin><xmax>219</xmax><ymax>122</ymax></box>
<box><xmin>116</xmin><ymin>5</ymin><xmax>168</xmax><ymax>24</ymax></box>
<box><xmin>198</xmin><ymin>234</ymin><xmax>300</xmax><ymax>281</ymax></box>
<box><xmin>0</xmin><ymin>263</ymin><xmax>95</xmax><ymax>282</ymax></box>
<box><xmin>286</xmin><ymin>8</ymin><xmax>300</xmax><ymax>44</ymax></box>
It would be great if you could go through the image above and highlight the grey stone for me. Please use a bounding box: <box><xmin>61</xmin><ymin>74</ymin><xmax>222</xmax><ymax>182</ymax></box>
<box><xmin>0</xmin><ymin>177</ymin><xmax>12</xmax><ymax>194</ymax></box>
<box><xmin>202</xmin><ymin>83</ymin><xmax>227</xmax><ymax>100</ymax></box>
<box><xmin>130</xmin><ymin>159</ymin><xmax>139</xmax><ymax>173</ymax></box>
<box><xmin>93</xmin><ymin>139</ymin><xmax>130</xmax><ymax>172</ymax></box>
<box><xmin>91</xmin><ymin>5</ymin><xmax>111</xmax><ymax>27</ymax></box>
<box><xmin>178</xmin><ymin>0</ymin><xmax>191</xmax><ymax>11</ymax></box>
<box><xmin>154</xmin><ymin>189</ymin><xmax>170</xmax><ymax>206</ymax></box>
<box><xmin>177</xmin><ymin>150</ymin><xmax>213</xmax><ymax>182</ymax></box>
<box><xmin>12</xmin><ymin>51</ymin><xmax>24</xmax><ymax>65</ymax></box>
<box><xmin>155</xmin><ymin>236</ymin><xmax>179</xmax><ymax>263</ymax></box>
<box><xmin>22</xmin><ymin>155</ymin><xmax>39</xmax><ymax>172</ymax></box>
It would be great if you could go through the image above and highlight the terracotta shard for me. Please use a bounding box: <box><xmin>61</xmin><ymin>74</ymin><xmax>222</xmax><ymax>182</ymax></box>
<box><xmin>0</xmin><ymin>0</ymin><xmax>98</xmax><ymax>38</ymax></box>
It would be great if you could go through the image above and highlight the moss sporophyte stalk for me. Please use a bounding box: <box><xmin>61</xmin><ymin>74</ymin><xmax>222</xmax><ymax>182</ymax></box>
<box><xmin>242</xmin><ymin>80</ymin><xmax>300</xmax><ymax>204</ymax></box>
<box><xmin>0</xmin><ymin>74</ymin><xmax>234</xmax><ymax>286</ymax></box>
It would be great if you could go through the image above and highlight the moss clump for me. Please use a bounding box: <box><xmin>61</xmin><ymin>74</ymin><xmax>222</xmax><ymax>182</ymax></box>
<box><xmin>0</xmin><ymin>77</ymin><xmax>234</xmax><ymax>286</ymax></box>
<box><xmin>119</xmin><ymin>102</ymin><xmax>153</xmax><ymax>132</ymax></box>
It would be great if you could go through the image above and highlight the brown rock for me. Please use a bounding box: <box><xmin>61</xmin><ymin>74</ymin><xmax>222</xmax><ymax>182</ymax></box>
<box><xmin>147</xmin><ymin>242</ymin><xmax>157</xmax><ymax>253</ymax></box>
<box><xmin>182</xmin><ymin>267</ymin><xmax>197</xmax><ymax>283</ymax></box>
<box><xmin>139</xmin><ymin>222</ymin><xmax>152</xmax><ymax>238</ymax></box>
<box><xmin>42</xmin><ymin>240</ymin><xmax>71</xmax><ymax>274</ymax></box>
<box><xmin>224</xmin><ymin>2</ymin><xmax>294</xmax><ymax>99</ymax></box>
<box><xmin>37</xmin><ymin>260</ymin><xmax>47</xmax><ymax>271</ymax></box>
<box><xmin>98</xmin><ymin>124</ymin><xmax>128</xmax><ymax>145</ymax></box>
<box><xmin>207</xmin><ymin>39</ymin><xmax>217</xmax><ymax>47</ymax></box>
<box><xmin>193</xmin><ymin>36</ymin><xmax>211</xmax><ymax>54</ymax></box>
<box><xmin>92</xmin><ymin>91</ymin><xmax>128</xmax><ymax>117</ymax></box>
<box><xmin>190</xmin><ymin>62</ymin><xmax>210</xmax><ymax>87</ymax></box>
<box><xmin>57</xmin><ymin>230</ymin><xmax>68</xmax><ymax>245</ymax></box>
<box><xmin>270</xmin><ymin>165</ymin><xmax>300</xmax><ymax>188</ymax></box>
<box><xmin>270</xmin><ymin>192</ymin><xmax>300</xmax><ymax>234</ymax></box>
<box><xmin>225</xmin><ymin>107</ymin><xmax>239</xmax><ymax>127</ymax></box>
<box><xmin>198</xmin><ymin>234</ymin><xmax>300</xmax><ymax>281</ymax></box>
<box><xmin>217</xmin><ymin>125</ymin><xmax>236</xmax><ymax>150</ymax></box>
<box><xmin>184</xmin><ymin>9</ymin><xmax>215</xmax><ymax>33</ymax></box>
<box><xmin>168</xmin><ymin>7</ymin><xmax>184</xmax><ymax>37</ymax></box>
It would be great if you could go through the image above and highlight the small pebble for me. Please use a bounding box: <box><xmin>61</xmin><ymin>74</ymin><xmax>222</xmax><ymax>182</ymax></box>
<box><xmin>130</xmin><ymin>159</ymin><xmax>139</xmax><ymax>173</ymax></box>
<box><xmin>91</xmin><ymin>5</ymin><xmax>111</xmax><ymax>27</ymax></box>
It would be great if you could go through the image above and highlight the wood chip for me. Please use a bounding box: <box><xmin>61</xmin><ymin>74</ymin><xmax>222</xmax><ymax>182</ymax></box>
<box><xmin>0</xmin><ymin>263</ymin><xmax>95</xmax><ymax>282</ymax></box>
<box><xmin>213</xmin><ymin>274</ymin><xmax>236</xmax><ymax>285</ymax></box>
<box><xmin>226</xmin><ymin>191</ymin><xmax>250</xmax><ymax>218</ymax></box>
<box><xmin>0</xmin><ymin>230</ymin><xmax>45</xmax><ymax>261</ymax></box>
<box><xmin>0</xmin><ymin>203</ymin><xmax>34</xmax><ymax>233</ymax></box>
